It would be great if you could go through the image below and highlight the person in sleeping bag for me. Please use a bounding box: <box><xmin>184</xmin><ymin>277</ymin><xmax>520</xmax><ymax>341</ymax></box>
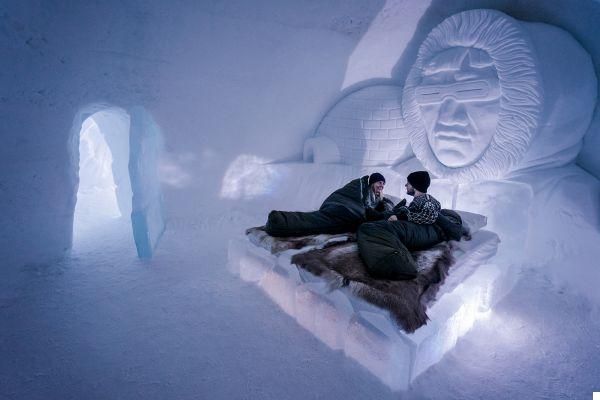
<box><xmin>357</xmin><ymin>171</ymin><xmax>463</xmax><ymax>280</ymax></box>
<box><xmin>265</xmin><ymin>172</ymin><xmax>395</xmax><ymax>237</ymax></box>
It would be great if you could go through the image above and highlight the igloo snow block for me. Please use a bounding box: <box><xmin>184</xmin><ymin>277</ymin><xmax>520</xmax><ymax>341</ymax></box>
<box><xmin>294</xmin><ymin>283</ymin><xmax>355</xmax><ymax>351</ymax></box>
<box><xmin>408</xmin><ymin>264</ymin><xmax>504</xmax><ymax>379</ymax></box>
<box><xmin>258</xmin><ymin>254</ymin><xmax>302</xmax><ymax>317</ymax></box>
<box><xmin>438</xmin><ymin>230</ymin><xmax>500</xmax><ymax>298</ymax></box>
<box><xmin>294</xmin><ymin>282</ymin><xmax>324</xmax><ymax>333</ymax></box>
<box><xmin>238</xmin><ymin>244</ymin><xmax>276</xmax><ymax>283</ymax></box>
<box><xmin>227</xmin><ymin>239</ymin><xmax>246</xmax><ymax>276</ymax></box>
<box><xmin>303</xmin><ymin>137</ymin><xmax>341</xmax><ymax>164</ymax></box>
<box><xmin>308</xmin><ymin>85</ymin><xmax>412</xmax><ymax>167</ymax></box>
<box><xmin>344</xmin><ymin>311</ymin><xmax>413</xmax><ymax>391</ymax></box>
<box><xmin>455</xmin><ymin>263</ymin><xmax>503</xmax><ymax>314</ymax></box>
<box><xmin>408</xmin><ymin>293</ymin><xmax>465</xmax><ymax>378</ymax></box>
<box><xmin>313</xmin><ymin>289</ymin><xmax>354</xmax><ymax>350</ymax></box>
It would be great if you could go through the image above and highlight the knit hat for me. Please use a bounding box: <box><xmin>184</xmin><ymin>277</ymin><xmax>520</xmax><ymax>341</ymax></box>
<box><xmin>407</xmin><ymin>171</ymin><xmax>430</xmax><ymax>193</ymax></box>
<box><xmin>368</xmin><ymin>172</ymin><xmax>385</xmax><ymax>186</ymax></box>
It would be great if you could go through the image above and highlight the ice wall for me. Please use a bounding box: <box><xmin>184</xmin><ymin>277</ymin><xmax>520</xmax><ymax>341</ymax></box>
<box><xmin>332</xmin><ymin>0</ymin><xmax>600</xmax><ymax>177</ymax></box>
<box><xmin>0</xmin><ymin>0</ymin><xmax>385</xmax><ymax>265</ymax></box>
<box><xmin>1</xmin><ymin>0</ymin><xmax>600</xmax><ymax>267</ymax></box>
<box><xmin>129</xmin><ymin>107</ymin><xmax>165</xmax><ymax>259</ymax></box>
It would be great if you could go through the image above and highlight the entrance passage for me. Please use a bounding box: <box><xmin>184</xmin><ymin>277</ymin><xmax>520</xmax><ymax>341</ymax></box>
<box><xmin>73</xmin><ymin>109</ymin><xmax>132</xmax><ymax>241</ymax></box>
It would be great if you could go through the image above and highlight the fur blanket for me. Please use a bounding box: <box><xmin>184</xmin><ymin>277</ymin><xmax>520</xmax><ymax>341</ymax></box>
<box><xmin>291</xmin><ymin>240</ymin><xmax>453</xmax><ymax>333</ymax></box>
<box><xmin>246</xmin><ymin>227</ymin><xmax>455</xmax><ymax>333</ymax></box>
<box><xmin>245</xmin><ymin>227</ymin><xmax>355</xmax><ymax>254</ymax></box>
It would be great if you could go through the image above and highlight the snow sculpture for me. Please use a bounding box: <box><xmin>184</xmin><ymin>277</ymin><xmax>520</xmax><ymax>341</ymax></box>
<box><xmin>403</xmin><ymin>9</ymin><xmax>596</xmax><ymax>182</ymax></box>
<box><xmin>303</xmin><ymin>137</ymin><xmax>341</xmax><ymax>164</ymax></box>
<box><xmin>307</xmin><ymin>85</ymin><xmax>412</xmax><ymax>166</ymax></box>
<box><xmin>402</xmin><ymin>9</ymin><xmax>600</xmax><ymax>297</ymax></box>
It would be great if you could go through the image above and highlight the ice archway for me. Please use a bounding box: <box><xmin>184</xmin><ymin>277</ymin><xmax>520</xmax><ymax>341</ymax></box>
<box><xmin>73</xmin><ymin>107</ymin><xmax>132</xmax><ymax>240</ymax></box>
<box><xmin>69</xmin><ymin>105</ymin><xmax>165</xmax><ymax>259</ymax></box>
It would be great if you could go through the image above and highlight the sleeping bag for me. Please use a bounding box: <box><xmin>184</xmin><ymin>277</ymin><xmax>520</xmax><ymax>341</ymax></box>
<box><xmin>266</xmin><ymin>175</ymin><xmax>392</xmax><ymax>237</ymax></box>
<box><xmin>357</xmin><ymin>210</ymin><xmax>463</xmax><ymax>280</ymax></box>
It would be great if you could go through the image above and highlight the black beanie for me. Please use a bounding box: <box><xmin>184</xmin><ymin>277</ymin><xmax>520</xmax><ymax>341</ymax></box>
<box><xmin>407</xmin><ymin>171</ymin><xmax>430</xmax><ymax>193</ymax></box>
<box><xmin>368</xmin><ymin>172</ymin><xmax>385</xmax><ymax>186</ymax></box>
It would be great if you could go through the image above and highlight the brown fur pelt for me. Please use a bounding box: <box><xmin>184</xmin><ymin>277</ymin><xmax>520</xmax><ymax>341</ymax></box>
<box><xmin>290</xmin><ymin>240</ymin><xmax>454</xmax><ymax>333</ymax></box>
<box><xmin>246</xmin><ymin>226</ymin><xmax>355</xmax><ymax>254</ymax></box>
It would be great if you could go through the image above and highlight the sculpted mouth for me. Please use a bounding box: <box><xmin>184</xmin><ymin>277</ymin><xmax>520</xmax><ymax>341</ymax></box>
<box><xmin>434</xmin><ymin>130</ymin><xmax>472</xmax><ymax>142</ymax></box>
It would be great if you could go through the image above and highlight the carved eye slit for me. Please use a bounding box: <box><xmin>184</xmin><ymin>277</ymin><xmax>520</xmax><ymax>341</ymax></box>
<box><xmin>456</xmin><ymin>88</ymin><xmax>483</xmax><ymax>94</ymax></box>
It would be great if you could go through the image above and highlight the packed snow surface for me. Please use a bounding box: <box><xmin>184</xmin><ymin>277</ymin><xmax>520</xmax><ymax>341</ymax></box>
<box><xmin>2</xmin><ymin>2</ymin><xmax>600</xmax><ymax>399</ymax></box>
<box><xmin>2</xmin><ymin>205</ymin><xmax>599</xmax><ymax>399</ymax></box>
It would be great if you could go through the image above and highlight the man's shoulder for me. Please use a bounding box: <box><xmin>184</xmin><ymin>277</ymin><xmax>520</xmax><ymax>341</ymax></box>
<box><xmin>425</xmin><ymin>194</ymin><xmax>441</xmax><ymax>208</ymax></box>
<box><xmin>426</xmin><ymin>193</ymin><xmax>440</xmax><ymax>202</ymax></box>
<box><xmin>414</xmin><ymin>193</ymin><xmax>440</xmax><ymax>205</ymax></box>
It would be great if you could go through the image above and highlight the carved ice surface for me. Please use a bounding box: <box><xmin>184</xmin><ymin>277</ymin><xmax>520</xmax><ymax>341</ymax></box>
<box><xmin>399</xmin><ymin>8</ymin><xmax>600</xmax><ymax>304</ymax></box>
<box><xmin>227</xmin><ymin>226</ymin><xmax>501</xmax><ymax>391</ymax></box>
<box><xmin>403</xmin><ymin>9</ymin><xmax>596</xmax><ymax>182</ymax></box>
<box><xmin>258</xmin><ymin>253</ymin><xmax>302</xmax><ymax>317</ymax></box>
<box><xmin>416</xmin><ymin>48</ymin><xmax>502</xmax><ymax>168</ymax></box>
<box><xmin>344</xmin><ymin>311</ymin><xmax>412</xmax><ymax>391</ymax></box>
<box><xmin>313</xmin><ymin>289</ymin><xmax>354</xmax><ymax>351</ymax></box>
<box><xmin>4</xmin><ymin>3</ymin><xmax>600</xmax><ymax>398</ymax></box>
<box><xmin>129</xmin><ymin>107</ymin><xmax>166</xmax><ymax>259</ymax></box>
<box><xmin>307</xmin><ymin>85</ymin><xmax>413</xmax><ymax>167</ymax></box>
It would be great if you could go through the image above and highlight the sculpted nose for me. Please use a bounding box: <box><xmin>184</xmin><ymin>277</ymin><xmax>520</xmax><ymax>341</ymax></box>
<box><xmin>437</xmin><ymin>98</ymin><xmax>469</xmax><ymax>127</ymax></box>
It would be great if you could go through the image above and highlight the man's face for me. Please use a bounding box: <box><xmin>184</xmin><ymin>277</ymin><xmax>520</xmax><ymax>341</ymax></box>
<box><xmin>416</xmin><ymin>48</ymin><xmax>501</xmax><ymax>168</ymax></box>
<box><xmin>405</xmin><ymin>182</ymin><xmax>415</xmax><ymax>196</ymax></box>
<box><xmin>372</xmin><ymin>181</ymin><xmax>385</xmax><ymax>196</ymax></box>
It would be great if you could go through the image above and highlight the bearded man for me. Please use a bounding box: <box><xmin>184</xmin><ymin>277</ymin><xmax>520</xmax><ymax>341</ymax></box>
<box><xmin>357</xmin><ymin>171</ymin><xmax>463</xmax><ymax>280</ymax></box>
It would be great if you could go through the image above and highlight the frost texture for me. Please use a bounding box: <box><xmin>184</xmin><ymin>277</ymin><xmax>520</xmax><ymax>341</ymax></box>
<box><xmin>129</xmin><ymin>106</ymin><xmax>166</xmax><ymax>259</ymax></box>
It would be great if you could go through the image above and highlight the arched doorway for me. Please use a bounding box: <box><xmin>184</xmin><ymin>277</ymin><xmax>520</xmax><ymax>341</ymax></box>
<box><xmin>70</xmin><ymin>104</ymin><xmax>165</xmax><ymax>259</ymax></box>
<box><xmin>73</xmin><ymin>107</ymin><xmax>132</xmax><ymax>239</ymax></box>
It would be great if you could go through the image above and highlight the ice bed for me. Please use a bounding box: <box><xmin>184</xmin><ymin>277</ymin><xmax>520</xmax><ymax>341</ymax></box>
<box><xmin>227</xmin><ymin>211</ymin><xmax>510</xmax><ymax>391</ymax></box>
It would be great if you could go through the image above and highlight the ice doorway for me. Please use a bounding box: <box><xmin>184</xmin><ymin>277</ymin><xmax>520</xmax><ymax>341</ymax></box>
<box><xmin>73</xmin><ymin>108</ymin><xmax>132</xmax><ymax>243</ymax></box>
<box><xmin>70</xmin><ymin>105</ymin><xmax>166</xmax><ymax>259</ymax></box>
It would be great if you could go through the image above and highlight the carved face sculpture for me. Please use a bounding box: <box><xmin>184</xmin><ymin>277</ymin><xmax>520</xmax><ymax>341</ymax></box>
<box><xmin>416</xmin><ymin>47</ymin><xmax>501</xmax><ymax>168</ymax></box>
<box><xmin>403</xmin><ymin>9</ymin><xmax>545</xmax><ymax>182</ymax></box>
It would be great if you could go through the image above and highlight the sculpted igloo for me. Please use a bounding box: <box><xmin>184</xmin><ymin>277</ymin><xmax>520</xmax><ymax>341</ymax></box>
<box><xmin>304</xmin><ymin>85</ymin><xmax>412</xmax><ymax>166</ymax></box>
<box><xmin>402</xmin><ymin>9</ymin><xmax>596</xmax><ymax>182</ymax></box>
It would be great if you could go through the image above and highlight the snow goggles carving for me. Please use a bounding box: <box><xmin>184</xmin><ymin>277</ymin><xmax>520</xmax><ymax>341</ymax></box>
<box><xmin>415</xmin><ymin>79</ymin><xmax>501</xmax><ymax>105</ymax></box>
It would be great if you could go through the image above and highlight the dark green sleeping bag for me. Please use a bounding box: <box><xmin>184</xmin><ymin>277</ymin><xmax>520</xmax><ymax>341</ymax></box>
<box><xmin>357</xmin><ymin>209</ymin><xmax>463</xmax><ymax>280</ymax></box>
<box><xmin>265</xmin><ymin>176</ymin><xmax>371</xmax><ymax>237</ymax></box>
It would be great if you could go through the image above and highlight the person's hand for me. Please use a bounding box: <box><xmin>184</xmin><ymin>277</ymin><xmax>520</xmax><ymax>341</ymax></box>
<box><xmin>392</xmin><ymin>199</ymin><xmax>407</xmax><ymax>212</ymax></box>
<box><xmin>388</xmin><ymin>215</ymin><xmax>398</xmax><ymax>222</ymax></box>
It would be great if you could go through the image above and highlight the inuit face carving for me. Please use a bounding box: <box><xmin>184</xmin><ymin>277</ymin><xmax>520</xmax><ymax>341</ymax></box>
<box><xmin>416</xmin><ymin>47</ymin><xmax>501</xmax><ymax>168</ymax></box>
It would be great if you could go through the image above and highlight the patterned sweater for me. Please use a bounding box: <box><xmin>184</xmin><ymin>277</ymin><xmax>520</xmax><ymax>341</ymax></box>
<box><xmin>397</xmin><ymin>194</ymin><xmax>441</xmax><ymax>225</ymax></box>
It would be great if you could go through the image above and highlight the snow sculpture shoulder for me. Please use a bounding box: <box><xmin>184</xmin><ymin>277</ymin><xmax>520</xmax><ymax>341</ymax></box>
<box><xmin>307</xmin><ymin>85</ymin><xmax>412</xmax><ymax>166</ymax></box>
<box><xmin>403</xmin><ymin>9</ymin><xmax>597</xmax><ymax>182</ymax></box>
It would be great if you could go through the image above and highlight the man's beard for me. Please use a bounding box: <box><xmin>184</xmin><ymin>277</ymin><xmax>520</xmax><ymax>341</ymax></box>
<box><xmin>407</xmin><ymin>187</ymin><xmax>415</xmax><ymax>196</ymax></box>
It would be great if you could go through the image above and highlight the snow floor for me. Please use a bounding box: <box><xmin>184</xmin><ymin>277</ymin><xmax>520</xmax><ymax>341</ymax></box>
<box><xmin>1</xmin><ymin>206</ymin><xmax>600</xmax><ymax>399</ymax></box>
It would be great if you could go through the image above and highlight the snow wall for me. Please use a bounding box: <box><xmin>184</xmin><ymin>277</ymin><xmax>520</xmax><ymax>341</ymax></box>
<box><xmin>1</xmin><ymin>0</ymin><xmax>600</xmax><ymax>267</ymax></box>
